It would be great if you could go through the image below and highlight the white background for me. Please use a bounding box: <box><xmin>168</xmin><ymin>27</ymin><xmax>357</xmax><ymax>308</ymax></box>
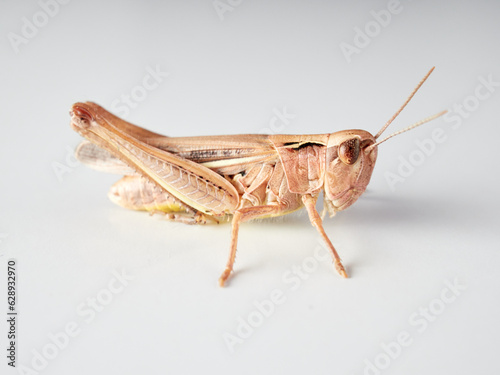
<box><xmin>1</xmin><ymin>1</ymin><xmax>499</xmax><ymax>374</ymax></box>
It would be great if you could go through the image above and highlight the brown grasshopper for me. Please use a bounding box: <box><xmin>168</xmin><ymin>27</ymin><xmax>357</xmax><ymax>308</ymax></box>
<box><xmin>70</xmin><ymin>67</ymin><xmax>446</xmax><ymax>286</ymax></box>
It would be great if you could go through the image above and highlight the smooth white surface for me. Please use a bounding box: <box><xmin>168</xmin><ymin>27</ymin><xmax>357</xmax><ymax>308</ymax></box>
<box><xmin>1</xmin><ymin>1</ymin><xmax>499</xmax><ymax>374</ymax></box>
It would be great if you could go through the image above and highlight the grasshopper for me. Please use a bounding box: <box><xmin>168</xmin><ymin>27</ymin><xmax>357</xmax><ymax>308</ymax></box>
<box><xmin>70</xmin><ymin>67</ymin><xmax>446</xmax><ymax>286</ymax></box>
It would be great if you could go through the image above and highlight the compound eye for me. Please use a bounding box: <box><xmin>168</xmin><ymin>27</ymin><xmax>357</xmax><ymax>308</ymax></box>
<box><xmin>339</xmin><ymin>138</ymin><xmax>360</xmax><ymax>165</ymax></box>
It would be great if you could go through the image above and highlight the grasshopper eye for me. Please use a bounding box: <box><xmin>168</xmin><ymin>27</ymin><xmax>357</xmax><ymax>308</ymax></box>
<box><xmin>339</xmin><ymin>138</ymin><xmax>360</xmax><ymax>165</ymax></box>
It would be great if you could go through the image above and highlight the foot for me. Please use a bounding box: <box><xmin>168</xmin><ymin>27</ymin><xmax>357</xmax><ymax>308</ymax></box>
<box><xmin>335</xmin><ymin>259</ymin><xmax>348</xmax><ymax>278</ymax></box>
<box><xmin>218</xmin><ymin>267</ymin><xmax>232</xmax><ymax>287</ymax></box>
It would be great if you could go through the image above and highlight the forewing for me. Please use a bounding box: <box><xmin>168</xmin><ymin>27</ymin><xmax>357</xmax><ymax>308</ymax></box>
<box><xmin>144</xmin><ymin>134</ymin><xmax>279</xmax><ymax>175</ymax></box>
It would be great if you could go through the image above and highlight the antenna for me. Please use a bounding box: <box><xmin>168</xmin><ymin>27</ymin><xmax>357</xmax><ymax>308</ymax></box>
<box><xmin>366</xmin><ymin>110</ymin><xmax>447</xmax><ymax>151</ymax></box>
<box><xmin>374</xmin><ymin>67</ymin><xmax>435</xmax><ymax>140</ymax></box>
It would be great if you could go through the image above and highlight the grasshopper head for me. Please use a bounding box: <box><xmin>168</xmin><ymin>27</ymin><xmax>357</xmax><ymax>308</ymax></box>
<box><xmin>323</xmin><ymin>130</ymin><xmax>377</xmax><ymax>212</ymax></box>
<box><xmin>322</xmin><ymin>68</ymin><xmax>447</xmax><ymax>215</ymax></box>
<box><xmin>323</xmin><ymin>109</ymin><xmax>447</xmax><ymax>214</ymax></box>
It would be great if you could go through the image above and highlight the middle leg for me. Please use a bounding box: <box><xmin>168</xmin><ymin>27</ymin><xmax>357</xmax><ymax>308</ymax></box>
<box><xmin>219</xmin><ymin>203</ymin><xmax>282</xmax><ymax>286</ymax></box>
